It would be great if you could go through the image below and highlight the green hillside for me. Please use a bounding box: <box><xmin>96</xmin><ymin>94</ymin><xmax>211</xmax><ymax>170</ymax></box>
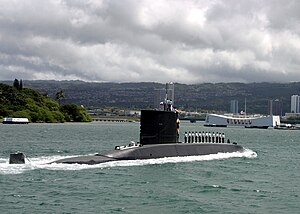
<box><xmin>0</xmin><ymin>82</ymin><xmax>91</xmax><ymax>123</ymax></box>
<box><xmin>2</xmin><ymin>80</ymin><xmax>300</xmax><ymax>115</ymax></box>
<box><xmin>15</xmin><ymin>80</ymin><xmax>300</xmax><ymax>114</ymax></box>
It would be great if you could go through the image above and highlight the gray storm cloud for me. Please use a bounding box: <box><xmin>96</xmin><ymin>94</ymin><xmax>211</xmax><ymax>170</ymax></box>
<box><xmin>0</xmin><ymin>0</ymin><xmax>299</xmax><ymax>83</ymax></box>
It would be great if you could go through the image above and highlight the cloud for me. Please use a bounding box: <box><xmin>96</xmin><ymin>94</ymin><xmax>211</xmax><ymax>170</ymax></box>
<box><xmin>0</xmin><ymin>0</ymin><xmax>299</xmax><ymax>83</ymax></box>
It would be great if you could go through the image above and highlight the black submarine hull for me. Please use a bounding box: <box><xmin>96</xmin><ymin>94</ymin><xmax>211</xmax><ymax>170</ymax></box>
<box><xmin>54</xmin><ymin>143</ymin><xmax>244</xmax><ymax>165</ymax></box>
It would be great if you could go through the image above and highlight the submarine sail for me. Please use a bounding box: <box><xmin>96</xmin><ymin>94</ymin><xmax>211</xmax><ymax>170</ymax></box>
<box><xmin>140</xmin><ymin>110</ymin><xmax>179</xmax><ymax>145</ymax></box>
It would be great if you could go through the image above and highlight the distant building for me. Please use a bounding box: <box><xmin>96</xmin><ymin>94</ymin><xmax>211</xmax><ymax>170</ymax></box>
<box><xmin>268</xmin><ymin>99</ymin><xmax>283</xmax><ymax>116</ymax></box>
<box><xmin>230</xmin><ymin>100</ymin><xmax>239</xmax><ymax>114</ymax></box>
<box><xmin>291</xmin><ymin>95</ymin><xmax>300</xmax><ymax>113</ymax></box>
<box><xmin>205</xmin><ymin>113</ymin><xmax>280</xmax><ymax>128</ymax></box>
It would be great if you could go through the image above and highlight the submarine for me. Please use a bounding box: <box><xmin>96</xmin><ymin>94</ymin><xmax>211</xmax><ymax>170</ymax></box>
<box><xmin>9</xmin><ymin>83</ymin><xmax>244</xmax><ymax>165</ymax></box>
<box><xmin>53</xmin><ymin>82</ymin><xmax>244</xmax><ymax>165</ymax></box>
<box><xmin>53</xmin><ymin>109</ymin><xmax>244</xmax><ymax>165</ymax></box>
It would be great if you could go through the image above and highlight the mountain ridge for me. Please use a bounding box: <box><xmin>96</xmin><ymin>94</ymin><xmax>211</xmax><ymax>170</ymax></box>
<box><xmin>1</xmin><ymin>80</ymin><xmax>299</xmax><ymax>114</ymax></box>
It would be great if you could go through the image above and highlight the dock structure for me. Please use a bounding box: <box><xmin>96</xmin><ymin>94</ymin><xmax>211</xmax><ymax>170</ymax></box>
<box><xmin>92</xmin><ymin>117</ymin><xmax>135</xmax><ymax>122</ymax></box>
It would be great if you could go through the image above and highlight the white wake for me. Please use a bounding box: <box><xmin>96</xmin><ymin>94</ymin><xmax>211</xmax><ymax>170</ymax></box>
<box><xmin>0</xmin><ymin>149</ymin><xmax>257</xmax><ymax>175</ymax></box>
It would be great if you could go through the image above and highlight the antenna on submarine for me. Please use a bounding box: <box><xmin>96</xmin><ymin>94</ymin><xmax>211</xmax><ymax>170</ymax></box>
<box><xmin>244</xmin><ymin>98</ymin><xmax>247</xmax><ymax>118</ymax></box>
<box><xmin>164</xmin><ymin>83</ymin><xmax>169</xmax><ymax>110</ymax></box>
<box><xmin>164</xmin><ymin>82</ymin><xmax>175</xmax><ymax>111</ymax></box>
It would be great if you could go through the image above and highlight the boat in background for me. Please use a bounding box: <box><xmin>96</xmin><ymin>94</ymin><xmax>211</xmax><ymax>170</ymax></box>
<box><xmin>2</xmin><ymin>118</ymin><xmax>29</xmax><ymax>124</ymax></box>
<box><xmin>274</xmin><ymin>124</ymin><xmax>300</xmax><ymax>130</ymax></box>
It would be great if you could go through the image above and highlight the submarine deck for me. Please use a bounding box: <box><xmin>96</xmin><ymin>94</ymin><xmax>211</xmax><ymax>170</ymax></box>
<box><xmin>53</xmin><ymin>143</ymin><xmax>244</xmax><ymax>165</ymax></box>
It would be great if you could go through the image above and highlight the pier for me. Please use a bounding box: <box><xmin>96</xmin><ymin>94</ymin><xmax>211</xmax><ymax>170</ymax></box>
<box><xmin>91</xmin><ymin>117</ymin><xmax>136</xmax><ymax>123</ymax></box>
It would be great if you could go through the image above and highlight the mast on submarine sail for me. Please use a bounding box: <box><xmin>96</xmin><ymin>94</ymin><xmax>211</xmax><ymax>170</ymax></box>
<box><xmin>164</xmin><ymin>82</ymin><xmax>174</xmax><ymax>111</ymax></box>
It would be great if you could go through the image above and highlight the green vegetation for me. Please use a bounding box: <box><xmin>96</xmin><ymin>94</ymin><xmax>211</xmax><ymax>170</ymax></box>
<box><xmin>60</xmin><ymin>103</ymin><xmax>91</xmax><ymax>122</ymax></box>
<box><xmin>13</xmin><ymin>78</ymin><xmax>23</xmax><ymax>90</ymax></box>
<box><xmin>55</xmin><ymin>89</ymin><xmax>65</xmax><ymax>106</ymax></box>
<box><xmin>0</xmin><ymin>82</ymin><xmax>91</xmax><ymax>123</ymax></box>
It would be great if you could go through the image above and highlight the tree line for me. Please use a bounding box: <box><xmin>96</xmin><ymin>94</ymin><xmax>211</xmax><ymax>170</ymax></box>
<box><xmin>0</xmin><ymin>80</ymin><xmax>91</xmax><ymax>123</ymax></box>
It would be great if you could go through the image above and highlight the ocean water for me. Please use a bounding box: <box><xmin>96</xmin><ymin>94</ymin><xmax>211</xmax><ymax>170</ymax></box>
<box><xmin>0</xmin><ymin>121</ymin><xmax>299</xmax><ymax>214</ymax></box>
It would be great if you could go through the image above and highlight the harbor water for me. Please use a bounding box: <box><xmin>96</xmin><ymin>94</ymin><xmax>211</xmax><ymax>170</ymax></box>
<box><xmin>0</xmin><ymin>121</ymin><xmax>299</xmax><ymax>213</ymax></box>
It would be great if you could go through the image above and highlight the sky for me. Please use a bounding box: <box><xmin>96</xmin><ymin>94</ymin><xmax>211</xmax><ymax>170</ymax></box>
<box><xmin>0</xmin><ymin>0</ymin><xmax>299</xmax><ymax>84</ymax></box>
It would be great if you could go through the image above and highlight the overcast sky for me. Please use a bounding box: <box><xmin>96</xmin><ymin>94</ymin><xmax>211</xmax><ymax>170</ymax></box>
<box><xmin>0</xmin><ymin>0</ymin><xmax>299</xmax><ymax>83</ymax></box>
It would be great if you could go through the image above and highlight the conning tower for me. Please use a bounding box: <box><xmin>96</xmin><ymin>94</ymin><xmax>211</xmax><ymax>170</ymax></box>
<box><xmin>140</xmin><ymin>110</ymin><xmax>179</xmax><ymax>145</ymax></box>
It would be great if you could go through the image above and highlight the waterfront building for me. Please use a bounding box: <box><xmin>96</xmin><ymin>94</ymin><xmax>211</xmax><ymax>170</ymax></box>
<box><xmin>268</xmin><ymin>99</ymin><xmax>283</xmax><ymax>116</ymax></box>
<box><xmin>205</xmin><ymin>114</ymin><xmax>280</xmax><ymax>128</ymax></box>
<box><xmin>291</xmin><ymin>95</ymin><xmax>300</xmax><ymax>113</ymax></box>
<box><xmin>230</xmin><ymin>100</ymin><xmax>239</xmax><ymax>114</ymax></box>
